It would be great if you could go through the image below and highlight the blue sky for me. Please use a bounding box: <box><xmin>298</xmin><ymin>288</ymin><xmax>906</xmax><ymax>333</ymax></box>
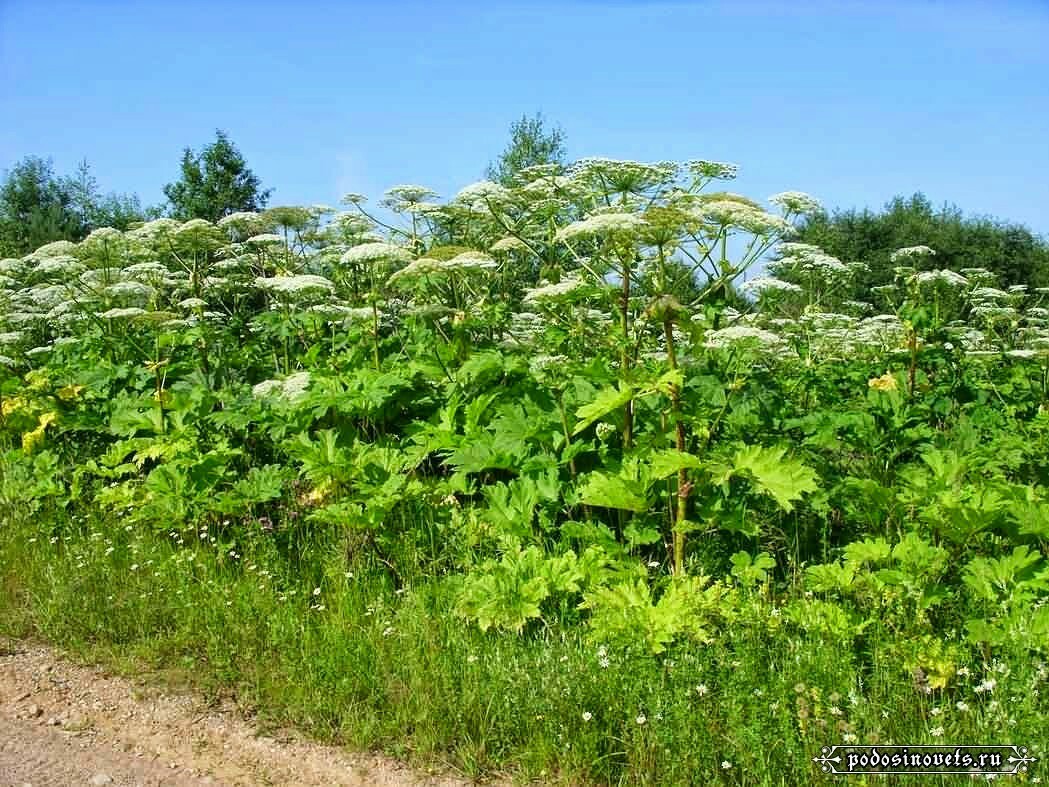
<box><xmin>2</xmin><ymin>0</ymin><xmax>1047</xmax><ymax>233</ymax></box>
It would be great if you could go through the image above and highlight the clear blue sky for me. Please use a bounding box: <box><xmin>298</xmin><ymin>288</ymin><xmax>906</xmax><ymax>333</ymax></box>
<box><xmin>2</xmin><ymin>0</ymin><xmax>1047</xmax><ymax>234</ymax></box>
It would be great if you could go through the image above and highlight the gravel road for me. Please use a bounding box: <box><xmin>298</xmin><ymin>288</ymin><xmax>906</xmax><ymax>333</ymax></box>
<box><xmin>0</xmin><ymin>639</ymin><xmax>477</xmax><ymax>787</ymax></box>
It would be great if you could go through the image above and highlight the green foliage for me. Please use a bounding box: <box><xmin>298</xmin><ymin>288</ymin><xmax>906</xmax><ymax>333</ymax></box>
<box><xmin>456</xmin><ymin>544</ymin><xmax>609</xmax><ymax>632</ymax></box>
<box><xmin>3</xmin><ymin>150</ymin><xmax>1049</xmax><ymax>785</ymax></box>
<box><xmin>485</xmin><ymin>112</ymin><xmax>567</xmax><ymax>186</ymax></box>
<box><xmin>717</xmin><ymin>444</ymin><xmax>820</xmax><ymax>513</ymax></box>
<box><xmin>162</xmin><ymin>129</ymin><xmax>272</xmax><ymax>221</ymax></box>
<box><xmin>729</xmin><ymin>550</ymin><xmax>775</xmax><ymax>588</ymax></box>
<box><xmin>794</xmin><ymin>192</ymin><xmax>1049</xmax><ymax>294</ymax></box>
<box><xmin>0</xmin><ymin>157</ymin><xmax>146</xmax><ymax>255</ymax></box>
<box><xmin>583</xmin><ymin>574</ymin><xmax>734</xmax><ymax>654</ymax></box>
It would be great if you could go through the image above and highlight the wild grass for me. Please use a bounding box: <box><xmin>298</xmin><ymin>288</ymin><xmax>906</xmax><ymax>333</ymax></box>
<box><xmin>1</xmin><ymin>509</ymin><xmax>1042</xmax><ymax>786</ymax></box>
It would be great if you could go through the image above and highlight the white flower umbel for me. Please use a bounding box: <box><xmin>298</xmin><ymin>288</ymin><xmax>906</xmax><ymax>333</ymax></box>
<box><xmin>128</xmin><ymin>218</ymin><xmax>181</xmax><ymax>242</ymax></box>
<box><xmin>218</xmin><ymin>211</ymin><xmax>262</xmax><ymax>228</ymax></box>
<box><xmin>252</xmin><ymin>371</ymin><xmax>311</xmax><ymax>402</ymax></box>
<box><xmin>568</xmin><ymin>158</ymin><xmax>678</xmax><ymax>193</ymax></box>
<box><xmin>254</xmin><ymin>275</ymin><xmax>335</xmax><ymax>298</ymax></box>
<box><xmin>27</xmin><ymin>284</ymin><xmax>71</xmax><ymax>309</ymax></box>
<box><xmin>29</xmin><ymin>240</ymin><xmax>78</xmax><ymax>259</ymax></box>
<box><xmin>340</xmin><ymin>242</ymin><xmax>413</xmax><ymax>265</ymax></box>
<box><xmin>517</xmin><ymin>174</ymin><xmax>577</xmax><ymax>199</ymax></box>
<box><xmin>174</xmin><ymin>219</ymin><xmax>222</xmax><ymax>250</ymax></box>
<box><xmin>454</xmin><ymin>181</ymin><xmax>513</xmax><ymax>205</ymax></box>
<box><xmin>82</xmin><ymin>227</ymin><xmax>124</xmax><ymax>246</ymax></box>
<box><xmin>777</xmin><ymin>242</ymin><xmax>825</xmax><ymax>257</ymax></box>
<box><xmin>308</xmin><ymin>304</ymin><xmax>374</xmax><ymax>322</ymax></box>
<box><xmin>741</xmin><ymin>277</ymin><xmax>803</xmax><ymax>295</ymax></box>
<box><xmin>99</xmin><ymin>307</ymin><xmax>147</xmax><ymax>320</ymax></box>
<box><xmin>381</xmin><ymin>185</ymin><xmax>439</xmax><ymax>211</ymax></box>
<box><xmin>555</xmin><ymin>212</ymin><xmax>646</xmax><ymax>242</ymax></box>
<box><xmin>890</xmin><ymin>245</ymin><xmax>936</xmax><ymax>262</ymax></box>
<box><xmin>704</xmin><ymin>325</ymin><xmax>786</xmax><ymax>350</ymax></box>
<box><xmin>768</xmin><ymin>191</ymin><xmax>822</xmax><ymax>216</ymax></box>
<box><xmin>772</xmin><ymin>250</ymin><xmax>849</xmax><ymax>278</ymax></box>
<box><xmin>177</xmin><ymin>218</ymin><xmax>214</xmax><ymax>234</ymax></box>
<box><xmin>687</xmin><ymin>160</ymin><xmax>739</xmax><ymax>181</ymax></box>
<box><xmin>3</xmin><ymin>312</ymin><xmax>43</xmax><ymax>326</ymax></box>
<box><xmin>329</xmin><ymin>212</ymin><xmax>373</xmax><ymax>235</ymax></box>
<box><xmin>387</xmin><ymin>258</ymin><xmax>445</xmax><ymax>286</ymax></box>
<box><xmin>490</xmin><ymin>236</ymin><xmax>530</xmax><ymax>254</ymax></box>
<box><xmin>971</xmin><ymin>286</ymin><xmax>1010</xmax><ymax>301</ymax></box>
<box><xmin>122</xmin><ymin>262</ymin><xmax>171</xmax><ymax>280</ymax></box>
<box><xmin>444</xmin><ymin>251</ymin><xmax>497</xmax><ymax>271</ymax></box>
<box><xmin>695</xmin><ymin>200</ymin><xmax>794</xmax><ymax>236</ymax></box>
<box><xmin>32</xmin><ymin>256</ymin><xmax>86</xmax><ymax>279</ymax></box>
<box><xmin>523</xmin><ymin>276</ymin><xmax>586</xmax><ymax>303</ymax></box>
<box><xmin>245</xmin><ymin>233</ymin><xmax>284</xmax><ymax>246</ymax></box>
<box><xmin>212</xmin><ymin>258</ymin><xmax>249</xmax><ymax>274</ymax></box>
<box><xmin>177</xmin><ymin>297</ymin><xmax>208</xmax><ymax>309</ymax></box>
<box><xmin>202</xmin><ymin>276</ymin><xmax>231</xmax><ymax>292</ymax></box>
<box><xmin>913</xmin><ymin>269</ymin><xmax>968</xmax><ymax>289</ymax></box>
<box><xmin>106</xmin><ymin>281</ymin><xmax>156</xmax><ymax>300</ymax></box>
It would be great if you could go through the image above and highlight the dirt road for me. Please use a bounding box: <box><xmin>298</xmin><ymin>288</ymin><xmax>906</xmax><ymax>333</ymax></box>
<box><xmin>0</xmin><ymin>640</ymin><xmax>476</xmax><ymax>787</ymax></box>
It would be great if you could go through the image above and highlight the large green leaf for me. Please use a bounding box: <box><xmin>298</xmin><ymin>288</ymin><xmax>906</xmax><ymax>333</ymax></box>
<box><xmin>578</xmin><ymin>471</ymin><xmax>649</xmax><ymax>512</ymax></box>
<box><xmin>573</xmin><ymin>384</ymin><xmax>633</xmax><ymax>435</ymax></box>
<box><xmin>647</xmin><ymin>449</ymin><xmax>703</xmax><ymax>481</ymax></box>
<box><xmin>731</xmin><ymin>445</ymin><xmax>819</xmax><ymax>512</ymax></box>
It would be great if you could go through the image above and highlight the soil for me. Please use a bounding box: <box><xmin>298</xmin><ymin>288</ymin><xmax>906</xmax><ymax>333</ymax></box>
<box><xmin>0</xmin><ymin>639</ymin><xmax>483</xmax><ymax>787</ymax></box>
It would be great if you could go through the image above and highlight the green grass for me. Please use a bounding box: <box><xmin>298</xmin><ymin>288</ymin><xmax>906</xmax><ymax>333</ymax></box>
<box><xmin>0</xmin><ymin>512</ymin><xmax>1044</xmax><ymax>786</ymax></box>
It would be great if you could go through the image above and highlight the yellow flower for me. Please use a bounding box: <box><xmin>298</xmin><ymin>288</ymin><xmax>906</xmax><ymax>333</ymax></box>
<box><xmin>868</xmin><ymin>372</ymin><xmax>898</xmax><ymax>392</ymax></box>
<box><xmin>299</xmin><ymin>480</ymin><xmax>333</xmax><ymax>506</ymax></box>
<box><xmin>24</xmin><ymin>369</ymin><xmax>50</xmax><ymax>391</ymax></box>
<box><xmin>57</xmin><ymin>384</ymin><xmax>84</xmax><ymax>402</ymax></box>
<box><xmin>2</xmin><ymin>396</ymin><xmax>26</xmax><ymax>416</ymax></box>
<box><xmin>21</xmin><ymin>411</ymin><xmax>57</xmax><ymax>454</ymax></box>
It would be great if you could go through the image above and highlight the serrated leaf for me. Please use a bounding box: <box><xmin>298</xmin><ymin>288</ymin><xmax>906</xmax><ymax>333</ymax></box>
<box><xmin>578</xmin><ymin>471</ymin><xmax>649</xmax><ymax>512</ymax></box>
<box><xmin>623</xmin><ymin>522</ymin><xmax>662</xmax><ymax>547</ymax></box>
<box><xmin>732</xmin><ymin>444</ymin><xmax>819</xmax><ymax>512</ymax></box>
<box><xmin>647</xmin><ymin>449</ymin><xmax>703</xmax><ymax>481</ymax></box>
<box><xmin>843</xmin><ymin>537</ymin><xmax>892</xmax><ymax>566</ymax></box>
<box><xmin>637</xmin><ymin>369</ymin><xmax>684</xmax><ymax>398</ymax></box>
<box><xmin>730</xmin><ymin>550</ymin><xmax>775</xmax><ymax>586</ymax></box>
<box><xmin>805</xmin><ymin>562</ymin><xmax>857</xmax><ymax>594</ymax></box>
<box><xmin>573</xmin><ymin>384</ymin><xmax>633</xmax><ymax>435</ymax></box>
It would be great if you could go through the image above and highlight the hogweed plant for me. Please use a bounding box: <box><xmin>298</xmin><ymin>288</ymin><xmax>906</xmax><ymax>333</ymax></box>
<box><xmin>1</xmin><ymin>153</ymin><xmax>1048</xmax><ymax>785</ymax></box>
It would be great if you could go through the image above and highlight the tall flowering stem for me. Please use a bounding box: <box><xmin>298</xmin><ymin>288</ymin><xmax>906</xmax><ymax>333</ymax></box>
<box><xmin>663</xmin><ymin>319</ymin><xmax>689</xmax><ymax>574</ymax></box>
<box><xmin>619</xmin><ymin>248</ymin><xmax>635</xmax><ymax>449</ymax></box>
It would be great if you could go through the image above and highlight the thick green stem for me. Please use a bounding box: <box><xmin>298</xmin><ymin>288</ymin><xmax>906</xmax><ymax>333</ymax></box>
<box><xmin>908</xmin><ymin>329</ymin><xmax>917</xmax><ymax>396</ymax></box>
<box><xmin>620</xmin><ymin>252</ymin><xmax>633</xmax><ymax>449</ymax></box>
<box><xmin>372</xmin><ymin>301</ymin><xmax>381</xmax><ymax>370</ymax></box>
<box><xmin>664</xmin><ymin>320</ymin><xmax>689</xmax><ymax>576</ymax></box>
<box><xmin>555</xmin><ymin>391</ymin><xmax>577</xmax><ymax>480</ymax></box>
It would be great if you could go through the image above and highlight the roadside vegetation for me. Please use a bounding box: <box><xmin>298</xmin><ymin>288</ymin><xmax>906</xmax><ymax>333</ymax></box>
<box><xmin>1</xmin><ymin>145</ymin><xmax>1046</xmax><ymax>784</ymax></box>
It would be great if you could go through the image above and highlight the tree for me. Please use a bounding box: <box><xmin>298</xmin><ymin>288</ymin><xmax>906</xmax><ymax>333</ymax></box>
<box><xmin>67</xmin><ymin>160</ymin><xmax>150</xmax><ymax>231</ymax></box>
<box><xmin>794</xmin><ymin>193</ymin><xmax>1049</xmax><ymax>294</ymax></box>
<box><xmin>485</xmin><ymin>112</ymin><xmax>567</xmax><ymax>185</ymax></box>
<box><xmin>163</xmin><ymin>130</ymin><xmax>272</xmax><ymax>221</ymax></box>
<box><xmin>0</xmin><ymin>157</ymin><xmax>147</xmax><ymax>256</ymax></box>
<box><xmin>0</xmin><ymin>157</ymin><xmax>81</xmax><ymax>255</ymax></box>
